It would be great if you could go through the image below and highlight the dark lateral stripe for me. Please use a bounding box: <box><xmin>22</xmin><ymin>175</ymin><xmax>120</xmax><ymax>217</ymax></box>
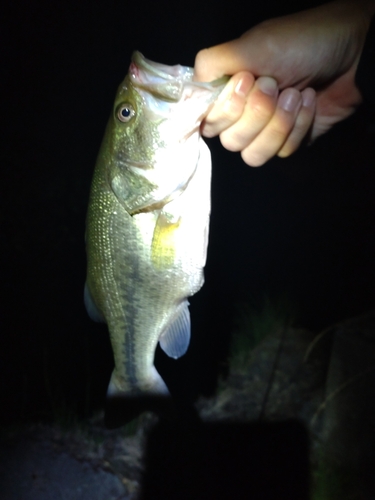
<box><xmin>120</xmin><ymin>252</ymin><xmax>140</xmax><ymax>389</ymax></box>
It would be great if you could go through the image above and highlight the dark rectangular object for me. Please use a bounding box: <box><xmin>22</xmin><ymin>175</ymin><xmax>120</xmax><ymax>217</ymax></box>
<box><xmin>140</xmin><ymin>419</ymin><xmax>309</xmax><ymax>500</ymax></box>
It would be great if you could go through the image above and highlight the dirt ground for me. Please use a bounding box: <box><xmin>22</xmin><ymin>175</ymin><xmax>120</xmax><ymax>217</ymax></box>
<box><xmin>1</xmin><ymin>310</ymin><xmax>375</xmax><ymax>499</ymax></box>
<box><xmin>0</xmin><ymin>413</ymin><xmax>150</xmax><ymax>500</ymax></box>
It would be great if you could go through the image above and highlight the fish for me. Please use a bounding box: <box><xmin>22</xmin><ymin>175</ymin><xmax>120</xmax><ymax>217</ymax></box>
<box><xmin>85</xmin><ymin>51</ymin><xmax>226</xmax><ymax>401</ymax></box>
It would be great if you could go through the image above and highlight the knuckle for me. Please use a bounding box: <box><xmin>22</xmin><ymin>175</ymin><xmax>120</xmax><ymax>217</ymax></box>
<box><xmin>268</xmin><ymin>112</ymin><xmax>296</xmax><ymax>143</ymax></box>
<box><xmin>294</xmin><ymin>108</ymin><xmax>314</xmax><ymax>133</ymax></box>
<box><xmin>241</xmin><ymin>148</ymin><xmax>267</xmax><ymax>167</ymax></box>
<box><xmin>267</xmin><ymin>124</ymin><xmax>290</xmax><ymax>145</ymax></box>
<box><xmin>220</xmin><ymin>131</ymin><xmax>243</xmax><ymax>152</ymax></box>
<box><xmin>194</xmin><ymin>49</ymin><xmax>215</xmax><ymax>81</ymax></box>
<box><xmin>194</xmin><ymin>49</ymin><xmax>208</xmax><ymax>69</ymax></box>
<box><xmin>278</xmin><ymin>143</ymin><xmax>297</xmax><ymax>158</ymax></box>
<box><xmin>222</xmin><ymin>96</ymin><xmax>244</xmax><ymax>120</ymax></box>
<box><xmin>249</xmin><ymin>99</ymin><xmax>275</xmax><ymax>122</ymax></box>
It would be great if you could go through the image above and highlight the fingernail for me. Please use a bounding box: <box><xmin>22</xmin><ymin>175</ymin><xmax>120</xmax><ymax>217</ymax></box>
<box><xmin>257</xmin><ymin>77</ymin><xmax>278</xmax><ymax>97</ymax></box>
<box><xmin>234</xmin><ymin>75</ymin><xmax>253</xmax><ymax>98</ymax></box>
<box><xmin>302</xmin><ymin>88</ymin><xmax>315</xmax><ymax>107</ymax></box>
<box><xmin>279</xmin><ymin>89</ymin><xmax>300</xmax><ymax>112</ymax></box>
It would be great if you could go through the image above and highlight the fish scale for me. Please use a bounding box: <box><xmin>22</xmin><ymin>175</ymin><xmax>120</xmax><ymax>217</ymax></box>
<box><xmin>85</xmin><ymin>51</ymin><xmax>227</xmax><ymax>399</ymax></box>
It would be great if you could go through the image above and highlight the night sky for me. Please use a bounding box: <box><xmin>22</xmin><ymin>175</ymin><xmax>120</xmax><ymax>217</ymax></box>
<box><xmin>2</xmin><ymin>0</ymin><xmax>375</xmax><ymax>423</ymax></box>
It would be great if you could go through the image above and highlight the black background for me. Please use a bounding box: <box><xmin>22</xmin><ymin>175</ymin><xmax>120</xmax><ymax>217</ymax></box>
<box><xmin>1</xmin><ymin>0</ymin><xmax>375</xmax><ymax>422</ymax></box>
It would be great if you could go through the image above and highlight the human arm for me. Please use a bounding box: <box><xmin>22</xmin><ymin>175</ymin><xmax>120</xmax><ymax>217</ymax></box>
<box><xmin>194</xmin><ymin>0</ymin><xmax>375</xmax><ymax>166</ymax></box>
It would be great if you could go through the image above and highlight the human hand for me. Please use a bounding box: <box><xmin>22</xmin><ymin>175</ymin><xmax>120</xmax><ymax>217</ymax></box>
<box><xmin>194</xmin><ymin>0</ymin><xmax>374</xmax><ymax>166</ymax></box>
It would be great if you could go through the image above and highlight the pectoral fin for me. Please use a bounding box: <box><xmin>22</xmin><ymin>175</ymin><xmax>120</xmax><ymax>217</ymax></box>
<box><xmin>84</xmin><ymin>282</ymin><xmax>105</xmax><ymax>323</ymax></box>
<box><xmin>159</xmin><ymin>301</ymin><xmax>191</xmax><ymax>359</ymax></box>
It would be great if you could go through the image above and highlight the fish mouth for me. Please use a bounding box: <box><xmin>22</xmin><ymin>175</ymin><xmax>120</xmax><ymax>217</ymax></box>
<box><xmin>129</xmin><ymin>51</ymin><xmax>228</xmax><ymax>103</ymax></box>
<box><xmin>129</xmin><ymin>54</ymin><xmax>188</xmax><ymax>102</ymax></box>
<box><xmin>131</xmin><ymin>51</ymin><xmax>229</xmax><ymax>87</ymax></box>
<box><xmin>131</xmin><ymin>51</ymin><xmax>194</xmax><ymax>82</ymax></box>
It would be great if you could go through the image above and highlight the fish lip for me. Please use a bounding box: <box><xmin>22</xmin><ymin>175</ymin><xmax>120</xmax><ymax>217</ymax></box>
<box><xmin>131</xmin><ymin>51</ymin><xmax>229</xmax><ymax>87</ymax></box>
<box><xmin>129</xmin><ymin>51</ymin><xmax>228</xmax><ymax>103</ymax></box>
<box><xmin>131</xmin><ymin>51</ymin><xmax>193</xmax><ymax>81</ymax></box>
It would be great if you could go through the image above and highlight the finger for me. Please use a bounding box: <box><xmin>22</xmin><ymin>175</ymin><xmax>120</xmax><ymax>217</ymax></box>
<box><xmin>219</xmin><ymin>76</ymin><xmax>279</xmax><ymax>152</ymax></box>
<box><xmin>241</xmin><ymin>88</ymin><xmax>302</xmax><ymax>166</ymax></box>
<box><xmin>278</xmin><ymin>88</ymin><xmax>316</xmax><ymax>158</ymax></box>
<box><xmin>201</xmin><ymin>72</ymin><xmax>255</xmax><ymax>138</ymax></box>
<box><xmin>194</xmin><ymin>39</ymin><xmax>248</xmax><ymax>82</ymax></box>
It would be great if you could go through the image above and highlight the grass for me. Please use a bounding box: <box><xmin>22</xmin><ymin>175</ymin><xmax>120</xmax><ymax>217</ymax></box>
<box><xmin>311</xmin><ymin>447</ymin><xmax>358</xmax><ymax>500</ymax></box>
<box><xmin>224</xmin><ymin>297</ymin><xmax>364</xmax><ymax>499</ymax></box>
<box><xmin>228</xmin><ymin>295</ymin><xmax>296</xmax><ymax>371</ymax></box>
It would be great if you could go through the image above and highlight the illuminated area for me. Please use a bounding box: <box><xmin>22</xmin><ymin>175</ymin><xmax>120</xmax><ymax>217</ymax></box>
<box><xmin>1</xmin><ymin>0</ymin><xmax>375</xmax><ymax>498</ymax></box>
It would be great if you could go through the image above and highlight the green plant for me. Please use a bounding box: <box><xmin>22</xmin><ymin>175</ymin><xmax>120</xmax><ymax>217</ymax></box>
<box><xmin>229</xmin><ymin>295</ymin><xmax>295</xmax><ymax>370</ymax></box>
<box><xmin>311</xmin><ymin>448</ymin><xmax>356</xmax><ymax>500</ymax></box>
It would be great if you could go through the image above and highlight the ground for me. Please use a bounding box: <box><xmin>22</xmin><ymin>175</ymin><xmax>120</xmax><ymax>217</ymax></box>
<box><xmin>1</xmin><ymin>310</ymin><xmax>375</xmax><ymax>499</ymax></box>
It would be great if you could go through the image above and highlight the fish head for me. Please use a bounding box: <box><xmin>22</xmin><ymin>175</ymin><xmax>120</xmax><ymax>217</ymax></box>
<box><xmin>104</xmin><ymin>51</ymin><xmax>227</xmax><ymax>214</ymax></box>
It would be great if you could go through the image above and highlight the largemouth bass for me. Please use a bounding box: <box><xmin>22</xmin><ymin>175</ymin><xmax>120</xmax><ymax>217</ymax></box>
<box><xmin>85</xmin><ymin>51</ymin><xmax>225</xmax><ymax>400</ymax></box>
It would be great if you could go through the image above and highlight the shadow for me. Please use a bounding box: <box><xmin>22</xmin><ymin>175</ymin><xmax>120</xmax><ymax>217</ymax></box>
<box><xmin>104</xmin><ymin>395</ymin><xmax>201</xmax><ymax>429</ymax></box>
<box><xmin>139</xmin><ymin>418</ymin><xmax>309</xmax><ymax>499</ymax></box>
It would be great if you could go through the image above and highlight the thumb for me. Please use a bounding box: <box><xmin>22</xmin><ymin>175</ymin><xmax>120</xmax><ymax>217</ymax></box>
<box><xmin>194</xmin><ymin>39</ymin><xmax>256</xmax><ymax>82</ymax></box>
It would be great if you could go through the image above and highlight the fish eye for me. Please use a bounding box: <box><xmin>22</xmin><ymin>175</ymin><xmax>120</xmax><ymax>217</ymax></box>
<box><xmin>117</xmin><ymin>103</ymin><xmax>135</xmax><ymax>123</ymax></box>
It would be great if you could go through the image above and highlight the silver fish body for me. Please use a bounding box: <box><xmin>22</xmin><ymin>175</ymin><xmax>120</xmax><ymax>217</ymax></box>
<box><xmin>85</xmin><ymin>52</ymin><xmax>225</xmax><ymax>398</ymax></box>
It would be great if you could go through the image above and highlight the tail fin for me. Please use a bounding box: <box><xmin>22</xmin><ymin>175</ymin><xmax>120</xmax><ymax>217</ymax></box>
<box><xmin>106</xmin><ymin>366</ymin><xmax>170</xmax><ymax>398</ymax></box>
<box><xmin>105</xmin><ymin>367</ymin><xmax>170</xmax><ymax>428</ymax></box>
